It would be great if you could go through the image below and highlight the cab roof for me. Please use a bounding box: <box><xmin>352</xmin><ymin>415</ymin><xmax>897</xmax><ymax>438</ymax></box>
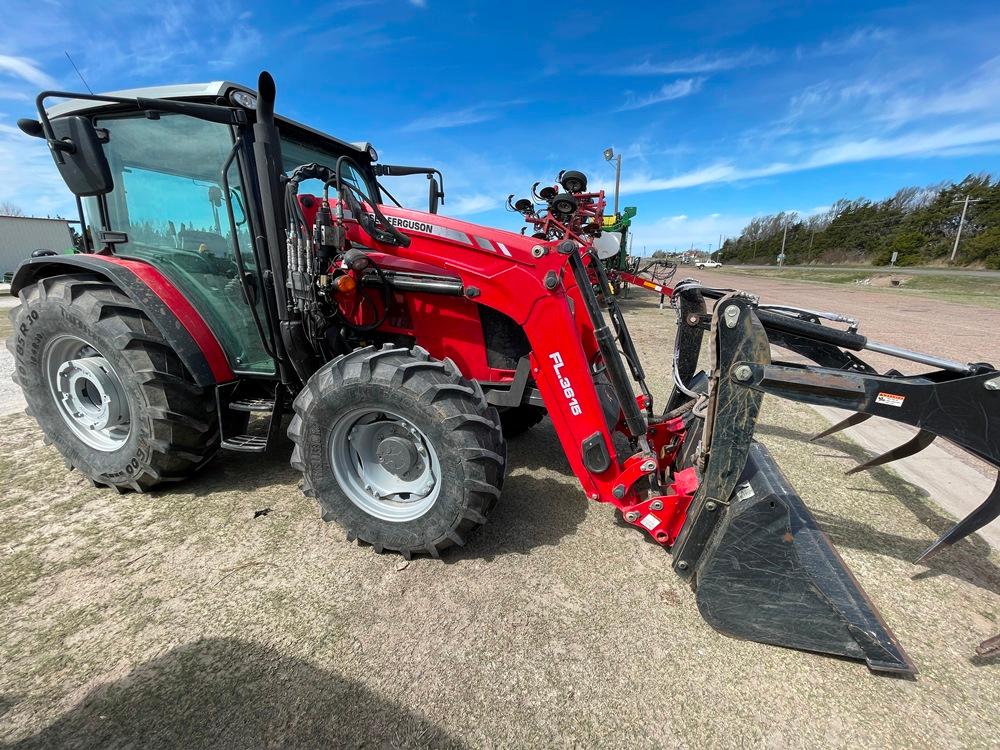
<box><xmin>46</xmin><ymin>81</ymin><xmax>373</xmax><ymax>157</ymax></box>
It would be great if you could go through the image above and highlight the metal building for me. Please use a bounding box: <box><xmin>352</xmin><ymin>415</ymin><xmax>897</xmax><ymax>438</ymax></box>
<box><xmin>0</xmin><ymin>216</ymin><xmax>74</xmax><ymax>278</ymax></box>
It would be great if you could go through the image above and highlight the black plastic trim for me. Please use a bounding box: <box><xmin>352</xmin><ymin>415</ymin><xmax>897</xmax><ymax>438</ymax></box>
<box><xmin>582</xmin><ymin>431</ymin><xmax>611</xmax><ymax>473</ymax></box>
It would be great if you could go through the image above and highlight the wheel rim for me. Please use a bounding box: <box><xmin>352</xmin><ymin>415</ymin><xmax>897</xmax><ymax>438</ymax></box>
<box><xmin>44</xmin><ymin>334</ymin><xmax>131</xmax><ymax>452</ymax></box>
<box><xmin>329</xmin><ymin>406</ymin><xmax>441</xmax><ymax>522</ymax></box>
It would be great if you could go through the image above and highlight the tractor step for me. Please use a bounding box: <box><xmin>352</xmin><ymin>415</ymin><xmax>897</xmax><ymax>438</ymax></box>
<box><xmin>229</xmin><ymin>398</ymin><xmax>275</xmax><ymax>413</ymax></box>
<box><xmin>220</xmin><ymin>434</ymin><xmax>269</xmax><ymax>452</ymax></box>
<box><xmin>216</xmin><ymin>383</ymin><xmax>286</xmax><ymax>454</ymax></box>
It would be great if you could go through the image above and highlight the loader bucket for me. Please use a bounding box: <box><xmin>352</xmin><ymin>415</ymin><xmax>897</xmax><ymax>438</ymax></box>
<box><xmin>693</xmin><ymin>441</ymin><xmax>915</xmax><ymax>674</ymax></box>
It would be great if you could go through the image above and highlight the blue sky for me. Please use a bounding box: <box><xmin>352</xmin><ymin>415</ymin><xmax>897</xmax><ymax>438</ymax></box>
<box><xmin>2</xmin><ymin>0</ymin><xmax>1000</xmax><ymax>251</ymax></box>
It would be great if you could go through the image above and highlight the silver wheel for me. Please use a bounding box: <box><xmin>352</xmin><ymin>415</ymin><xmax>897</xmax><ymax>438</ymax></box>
<box><xmin>329</xmin><ymin>406</ymin><xmax>441</xmax><ymax>522</ymax></box>
<box><xmin>44</xmin><ymin>334</ymin><xmax>131</xmax><ymax>452</ymax></box>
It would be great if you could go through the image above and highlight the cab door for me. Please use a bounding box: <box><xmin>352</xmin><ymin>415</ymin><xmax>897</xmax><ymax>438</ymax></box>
<box><xmin>87</xmin><ymin>112</ymin><xmax>274</xmax><ymax>374</ymax></box>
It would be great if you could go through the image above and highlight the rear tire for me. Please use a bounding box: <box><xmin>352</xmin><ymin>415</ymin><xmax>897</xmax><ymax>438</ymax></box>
<box><xmin>288</xmin><ymin>345</ymin><xmax>506</xmax><ymax>558</ymax></box>
<box><xmin>7</xmin><ymin>275</ymin><xmax>221</xmax><ymax>491</ymax></box>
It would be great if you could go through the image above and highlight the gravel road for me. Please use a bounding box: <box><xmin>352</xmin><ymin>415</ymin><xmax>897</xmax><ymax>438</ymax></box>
<box><xmin>1</xmin><ymin>292</ymin><xmax>26</xmax><ymax>416</ymax></box>
<box><xmin>1</xmin><ymin>286</ymin><xmax>997</xmax><ymax>749</ymax></box>
<box><xmin>691</xmin><ymin>268</ymin><xmax>1000</xmax><ymax>370</ymax></box>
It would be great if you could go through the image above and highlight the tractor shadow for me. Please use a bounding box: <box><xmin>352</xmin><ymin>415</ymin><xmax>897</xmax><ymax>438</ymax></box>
<box><xmin>754</xmin><ymin>423</ymin><xmax>1000</xmax><ymax>596</ymax></box>
<box><xmin>167</xmin><ymin>415</ymin><xmax>589</xmax><ymax>561</ymax></box>
<box><xmin>448</xmin><ymin>418</ymin><xmax>588</xmax><ymax>561</ymax></box>
<box><xmin>4</xmin><ymin>638</ymin><xmax>463</xmax><ymax>750</ymax></box>
<box><xmin>175</xmin><ymin>416</ymin><xmax>301</xmax><ymax>498</ymax></box>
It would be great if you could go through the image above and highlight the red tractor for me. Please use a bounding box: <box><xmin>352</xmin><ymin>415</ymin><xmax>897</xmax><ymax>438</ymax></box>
<box><xmin>9</xmin><ymin>73</ymin><xmax>1000</xmax><ymax>674</ymax></box>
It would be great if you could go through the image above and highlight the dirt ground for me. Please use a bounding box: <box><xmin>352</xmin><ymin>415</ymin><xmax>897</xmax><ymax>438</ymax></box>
<box><xmin>699</xmin><ymin>267</ymin><xmax>1000</xmax><ymax>372</ymax></box>
<box><xmin>1</xmin><ymin>286</ymin><xmax>998</xmax><ymax>748</ymax></box>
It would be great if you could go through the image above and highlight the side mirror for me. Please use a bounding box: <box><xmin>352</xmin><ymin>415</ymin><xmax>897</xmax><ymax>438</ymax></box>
<box><xmin>428</xmin><ymin>176</ymin><xmax>442</xmax><ymax>214</ymax></box>
<box><xmin>41</xmin><ymin>116</ymin><xmax>113</xmax><ymax>197</ymax></box>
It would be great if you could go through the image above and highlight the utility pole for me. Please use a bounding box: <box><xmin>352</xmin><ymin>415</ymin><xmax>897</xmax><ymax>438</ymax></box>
<box><xmin>603</xmin><ymin>148</ymin><xmax>622</xmax><ymax>215</ymax></box>
<box><xmin>950</xmin><ymin>195</ymin><xmax>981</xmax><ymax>262</ymax></box>
<box><xmin>778</xmin><ymin>224</ymin><xmax>788</xmax><ymax>267</ymax></box>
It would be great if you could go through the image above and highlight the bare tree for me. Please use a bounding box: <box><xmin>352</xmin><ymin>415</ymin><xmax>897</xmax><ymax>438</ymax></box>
<box><xmin>0</xmin><ymin>201</ymin><xmax>25</xmax><ymax>217</ymax></box>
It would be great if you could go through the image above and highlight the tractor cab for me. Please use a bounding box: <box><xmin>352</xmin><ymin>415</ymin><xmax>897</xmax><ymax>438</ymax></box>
<box><xmin>21</xmin><ymin>81</ymin><xmax>443</xmax><ymax>379</ymax></box>
<box><xmin>27</xmin><ymin>82</ymin><xmax>384</xmax><ymax>376</ymax></box>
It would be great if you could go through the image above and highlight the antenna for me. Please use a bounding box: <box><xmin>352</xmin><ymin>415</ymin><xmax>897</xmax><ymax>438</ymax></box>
<box><xmin>64</xmin><ymin>51</ymin><xmax>93</xmax><ymax>94</ymax></box>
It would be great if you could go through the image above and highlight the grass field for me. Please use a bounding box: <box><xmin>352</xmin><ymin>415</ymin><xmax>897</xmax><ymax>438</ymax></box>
<box><xmin>721</xmin><ymin>267</ymin><xmax>1000</xmax><ymax>309</ymax></box>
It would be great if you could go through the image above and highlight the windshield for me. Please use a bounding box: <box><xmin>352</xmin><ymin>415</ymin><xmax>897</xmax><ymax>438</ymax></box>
<box><xmin>280</xmin><ymin>139</ymin><xmax>379</xmax><ymax>207</ymax></box>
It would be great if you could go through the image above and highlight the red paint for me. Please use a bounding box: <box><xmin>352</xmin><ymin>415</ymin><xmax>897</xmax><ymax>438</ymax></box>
<box><xmin>296</xmin><ymin>192</ymin><xmax>699</xmax><ymax>540</ymax></box>
<box><xmin>618</xmin><ymin>271</ymin><xmax>673</xmax><ymax>297</ymax></box>
<box><xmin>99</xmin><ymin>256</ymin><xmax>235</xmax><ymax>382</ymax></box>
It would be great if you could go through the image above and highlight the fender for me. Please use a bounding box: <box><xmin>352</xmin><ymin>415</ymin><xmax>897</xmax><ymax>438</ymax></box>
<box><xmin>11</xmin><ymin>255</ymin><xmax>234</xmax><ymax>386</ymax></box>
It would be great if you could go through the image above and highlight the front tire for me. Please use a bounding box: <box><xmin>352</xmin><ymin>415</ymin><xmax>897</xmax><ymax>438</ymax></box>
<box><xmin>288</xmin><ymin>345</ymin><xmax>506</xmax><ymax>558</ymax></box>
<box><xmin>7</xmin><ymin>275</ymin><xmax>221</xmax><ymax>491</ymax></box>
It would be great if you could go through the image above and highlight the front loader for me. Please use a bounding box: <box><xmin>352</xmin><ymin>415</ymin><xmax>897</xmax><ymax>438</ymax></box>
<box><xmin>8</xmin><ymin>72</ymin><xmax>999</xmax><ymax>675</ymax></box>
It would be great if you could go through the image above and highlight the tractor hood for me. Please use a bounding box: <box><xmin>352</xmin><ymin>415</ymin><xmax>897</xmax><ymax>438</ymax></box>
<box><xmin>376</xmin><ymin>204</ymin><xmax>537</xmax><ymax>258</ymax></box>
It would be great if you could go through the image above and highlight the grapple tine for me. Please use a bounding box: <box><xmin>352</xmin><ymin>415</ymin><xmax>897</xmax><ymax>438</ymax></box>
<box><xmin>915</xmin><ymin>472</ymin><xmax>1000</xmax><ymax>563</ymax></box>
<box><xmin>810</xmin><ymin>411</ymin><xmax>872</xmax><ymax>441</ymax></box>
<box><xmin>844</xmin><ymin>428</ymin><xmax>936</xmax><ymax>475</ymax></box>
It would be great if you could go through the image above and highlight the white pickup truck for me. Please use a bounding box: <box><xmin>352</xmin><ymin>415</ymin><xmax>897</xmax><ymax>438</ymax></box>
<box><xmin>696</xmin><ymin>260</ymin><xmax>723</xmax><ymax>269</ymax></box>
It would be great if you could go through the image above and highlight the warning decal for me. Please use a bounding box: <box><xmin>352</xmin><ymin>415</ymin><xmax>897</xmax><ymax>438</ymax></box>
<box><xmin>876</xmin><ymin>392</ymin><xmax>905</xmax><ymax>407</ymax></box>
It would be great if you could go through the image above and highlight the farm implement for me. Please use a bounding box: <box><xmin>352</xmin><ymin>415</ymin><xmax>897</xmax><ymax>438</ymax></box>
<box><xmin>9</xmin><ymin>73</ymin><xmax>1000</xmax><ymax>675</ymax></box>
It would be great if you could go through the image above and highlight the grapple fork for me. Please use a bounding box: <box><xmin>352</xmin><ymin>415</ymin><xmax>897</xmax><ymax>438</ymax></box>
<box><xmin>665</xmin><ymin>284</ymin><xmax>1000</xmax><ymax>674</ymax></box>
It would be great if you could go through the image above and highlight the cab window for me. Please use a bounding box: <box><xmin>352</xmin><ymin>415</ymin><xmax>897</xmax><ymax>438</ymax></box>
<box><xmin>89</xmin><ymin>113</ymin><xmax>272</xmax><ymax>374</ymax></box>
<box><xmin>280</xmin><ymin>139</ymin><xmax>379</xmax><ymax>207</ymax></box>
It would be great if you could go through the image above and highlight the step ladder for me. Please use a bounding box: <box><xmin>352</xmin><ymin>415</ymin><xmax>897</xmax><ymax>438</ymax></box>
<box><xmin>216</xmin><ymin>382</ymin><xmax>286</xmax><ymax>453</ymax></box>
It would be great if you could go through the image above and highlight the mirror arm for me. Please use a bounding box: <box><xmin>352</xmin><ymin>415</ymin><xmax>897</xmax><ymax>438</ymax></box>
<box><xmin>34</xmin><ymin>90</ymin><xmax>243</xmax><ymax>162</ymax></box>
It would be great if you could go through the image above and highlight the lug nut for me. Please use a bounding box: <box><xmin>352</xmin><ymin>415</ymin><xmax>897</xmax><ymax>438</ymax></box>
<box><xmin>677</xmin><ymin>560</ymin><xmax>689</xmax><ymax>571</ymax></box>
<box><xmin>650</xmin><ymin>500</ymin><xmax>663</xmax><ymax>511</ymax></box>
<box><xmin>612</xmin><ymin>484</ymin><xmax>626</xmax><ymax>499</ymax></box>
<box><xmin>531</xmin><ymin>245</ymin><xmax>547</xmax><ymax>258</ymax></box>
<box><xmin>642</xmin><ymin>461</ymin><xmax>657</xmax><ymax>472</ymax></box>
<box><xmin>625</xmin><ymin>511</ymin><xmax>640</xmax><ymax>522</ymax></box>
<box><xmin>733</xmin><ymin>365</ymin><xmax>753</xmax><ymax>382</ymax></box>
<box><xmin>706</xmin><ymin>501</ymin><xmax>718</xmax><ymax>512</ymax></box>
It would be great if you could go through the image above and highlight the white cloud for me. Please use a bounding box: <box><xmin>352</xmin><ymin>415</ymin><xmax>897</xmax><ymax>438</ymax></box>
<box><xmin>619</xmin><ymin>123</ymin><xmax>1000</xmax><ymax>197</ymax></box>
<box><xmin>0</xmin><ymin>55</ymin><xmax>56</xmax><ymax>89</ymax></box>
<box><xmin>0</xmin><ymin>117</ymin><xmax>75</xmax><ymax>217</ymax></box>
<box><xmin>445</xmin><ymin>193</ymin><xmax>496</xmax><ymax>216</ymax></box>
<box><xmin>618</xmin><ymin>78</ymin><xmax>704</xmax><ymax>111</ymax></box>
<box><xmin>400</xmin><ymin>100</ymin><xmax>527</xmax><ymax>132</ymax></box>
<box><xmin>629</xmin><ymin>203</ymin><xmax>834</xmax><ymax>252</ymax></box>
<box><xmin>628</xmin><ymin>212</ymin><xmax>752</xmax><ymax>253</ymax></box>
<box><xmin>800</xmin><ymin>27</ymin><xmax>894</xmax><ymax>59</ymax></box>
<box><xmin>877</xmin><ymin>55</ymin><xmax>1000</xmax><ymax>126</ymax></box>
<box><xmin>614</xmin><ymin>49</ymin><xmax>772</xmax><ymax>76</ymax></box>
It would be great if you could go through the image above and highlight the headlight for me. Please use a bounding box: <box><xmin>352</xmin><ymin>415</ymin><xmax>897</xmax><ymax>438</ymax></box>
<box><xmin>229</xmin><ymin>90</ymin><xmax>257</xmax><ymax>109</ymax></box>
